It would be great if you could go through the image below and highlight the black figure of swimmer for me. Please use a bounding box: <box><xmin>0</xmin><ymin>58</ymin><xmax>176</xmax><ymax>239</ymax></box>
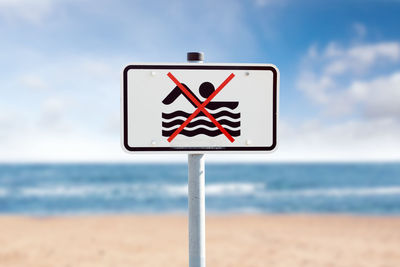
<box><xmin>162</xmin><ymin>82</ymin><xmax>238</xmax><ymax>110</ymax></box>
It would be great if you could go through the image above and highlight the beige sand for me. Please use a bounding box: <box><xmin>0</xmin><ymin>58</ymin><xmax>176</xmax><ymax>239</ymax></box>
<box><xmin>0</xmin><ymin>215</ymin><xmax>399</xmax><ymax>267</ymax></box>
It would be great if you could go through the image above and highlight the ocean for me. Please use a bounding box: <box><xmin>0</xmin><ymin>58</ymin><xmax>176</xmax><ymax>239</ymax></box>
<box><xmin>0</xmin><ymin>163</ymin><xmax>399</xmax><ymax>215</ymax></box>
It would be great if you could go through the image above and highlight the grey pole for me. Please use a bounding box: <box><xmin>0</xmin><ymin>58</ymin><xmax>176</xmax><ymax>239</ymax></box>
<box><xmin>187</xmin><ymin>52</ymin><xmax>206</xmax><ymax>267</ymax></box>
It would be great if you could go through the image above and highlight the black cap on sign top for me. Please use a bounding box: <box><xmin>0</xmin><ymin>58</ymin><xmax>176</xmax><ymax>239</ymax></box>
<box><xmin>187</xmin><ymin>52</ymin><xmax>204</xmax><ymax>62</ymax></box>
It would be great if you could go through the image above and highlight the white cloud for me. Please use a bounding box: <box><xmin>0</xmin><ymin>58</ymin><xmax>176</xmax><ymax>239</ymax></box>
<box><xmin>0</xmin><ymin>0</ymin><xmax>54</xmax><ymax>23</ymax></box>
<box><xmin>298</xmin><ymin>41</ymin><xmax>400</xmax><ymax>118</ymax></box>
<box><xmin>37</xmin><ymin>97</ymin><xmax>69</xmax><ymax>131</ymax></box>
<box><xmin>0</xmin><ymin>111</ymin><xmax>23</xmax><ymax>141</ymax></box>
<box><xmin>348</xmin><ymin>43</ymin><xmax>400</xmax><ymax>66</ymax></box>
<box><xmin>323</xmin><ymin>42</ymin><xmax>400</xmax><ymax>76</ymax></box>
<box><xmin>0</xmin><ymin>112</ymin><xmax>186</xmax><ymax>162</ymax></box>
<box><xmin>297</xmin><ymin>71</ymin><xmax>334</xmax><ymax>104</ymax></box>
<box><xmin>272</xmin><ymin>118</ymin><xmax>400</xmax><ymax>161</ymax></box>
<box><xmin>349</xmin><ymin>72</ymin><xmax>400</xmax><ymax>119</ymax></box>
<box><xmin>0</xmin><ymin>52</ymin><xmax>122</xmax><ymax>158</ymax></box>
<box><xmin>293</xmin><ymin>39</ymin><xmax>400</xmax><ymax>162</ymax></box>
<box><xmin>20</xmin><ymin>74</ymin><xmax>48</xmax><ymax>90</ymax></box>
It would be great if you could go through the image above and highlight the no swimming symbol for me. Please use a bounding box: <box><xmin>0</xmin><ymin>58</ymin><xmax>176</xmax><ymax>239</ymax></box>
<box><xmin>162</xmin><ymin>72</ymin><xmax>240</xmax><ymax>142</ymax></box>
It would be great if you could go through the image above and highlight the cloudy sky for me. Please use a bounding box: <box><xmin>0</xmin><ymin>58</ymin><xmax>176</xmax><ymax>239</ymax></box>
<box><xmin>0</xmin><ymin>0</ymin><xmax>399</xmax><ymax>162</ymax></box>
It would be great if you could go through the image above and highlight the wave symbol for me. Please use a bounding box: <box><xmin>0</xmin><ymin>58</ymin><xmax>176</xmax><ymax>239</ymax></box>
<box><xmin>162</xmin><ymin>107</ymin><xmax>241</xmax><ymax>137</ymax></box>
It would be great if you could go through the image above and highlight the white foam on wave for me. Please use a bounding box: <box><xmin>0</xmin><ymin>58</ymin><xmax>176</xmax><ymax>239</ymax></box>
<box><xmin>15</xmin><ymin>184</ymin><xmax>173</xmax><ymax>198</ymax></box>
<box><xmin>206</xmin><ymin>183</ymin><xmax>263</xmax><ymax>196</ymax></box>
<box><xmin>264</xmin><ymin>186</ymin><xmax>400</xmax><ymax>198</ymax></box>
<box><xmin>18</xmin><ymin>183</ymin><xmax>184</xmax><ymax>198</ymax></box>
<box><xmin>163</xmin><ymin>183</ymin><xmax>264</xmax><ymax>197</ymax></box>
<box><xmin>20</xmin><ymin>185</ymin><xmax>113</xmax><ymax>197</ymax></box>
<box><xmin>4</xmin><ymin>184</ymin><xmax>400</xmax><ymax>199</ymax></box>
<box><xmin>163</xmin><ymin>184</ymin><xmax>187</xmax><ymax>196</ymax></box>
<box><xmin>6</xmin><ymin>182</ymin><xmax>263</xmax><ymax>198</ymax></box>
<box><xmin>0</xmin><ymin>187</ymin><xmax>7</xmax><ymax>197</ymax></box>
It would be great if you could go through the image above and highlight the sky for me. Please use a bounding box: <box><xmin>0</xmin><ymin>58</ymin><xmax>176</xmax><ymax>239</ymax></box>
<box><xmin>0</xmin><ymin>0</ymin><xmax>399</xmax><ymax>162</ymax></box>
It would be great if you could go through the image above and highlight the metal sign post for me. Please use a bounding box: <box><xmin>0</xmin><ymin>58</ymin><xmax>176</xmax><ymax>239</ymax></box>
<box><xmin>187</xmin><ymin>52</ymin><xmax>206</xmax><ymax>267</ymax></box>
<box><xmin>188</xmin><ymin>153</ymin><xmax>205</xmax><ymax>267</ymax></box>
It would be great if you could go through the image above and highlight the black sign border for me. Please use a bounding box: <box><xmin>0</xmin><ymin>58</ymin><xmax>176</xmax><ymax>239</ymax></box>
<box><xmin>123</xmin><ymin>64</ymin><xmax>278</xmax><ymax>152</ymax></box>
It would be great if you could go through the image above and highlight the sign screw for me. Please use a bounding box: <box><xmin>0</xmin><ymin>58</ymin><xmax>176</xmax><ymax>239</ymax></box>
<box><xmin>151</xmin><ymin>71</ymin><xmax>156</xmax><ymax>76</ymax></box>
<box><xmin>246</xmin><ymin>139</ymin><xmax>252</xmax><ymax>145</ymax></box>
<box><xmin>245</xmin><ymin>72</ymin><xmax>250</xmax><ymax>76</ymax></box>
<box><xmin>151</xmin><ymin>140</ymin><xmax>156</xmax><ymax>146</ymax></box>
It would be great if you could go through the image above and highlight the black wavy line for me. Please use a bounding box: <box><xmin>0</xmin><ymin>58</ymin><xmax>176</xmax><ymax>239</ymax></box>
<box><xmin>162</xmin><ymin>128</ymin><xmax>240</xmax><ymax>137</ymax></box>
<box><xmin>162</xmin><ymin>119</ymin><xmax>240</xmax><ymax>128</ymax></box>
<box><xmin>162</xmin><ymin>110</ymin><xmax>241</xmax><ymax>120</ymax></box>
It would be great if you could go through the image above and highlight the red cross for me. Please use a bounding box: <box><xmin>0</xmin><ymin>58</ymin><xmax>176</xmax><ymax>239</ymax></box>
<box><xmin>166</xmin><ymin>72</ymin><xmax>235</xmax><ymax>143</ymax></box>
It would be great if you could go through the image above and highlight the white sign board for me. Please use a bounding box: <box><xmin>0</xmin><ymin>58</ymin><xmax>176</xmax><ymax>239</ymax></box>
<box><xmin>122</xmin><ymin>63</ymin><xmax>279</xmax><ymax>152</ymax></box>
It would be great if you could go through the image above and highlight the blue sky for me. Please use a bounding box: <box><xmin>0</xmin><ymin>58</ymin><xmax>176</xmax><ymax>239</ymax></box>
<box><xmin>0</xmin><ymin>0</ymin><xmax>399</xmax><ymax>162</ymax></box>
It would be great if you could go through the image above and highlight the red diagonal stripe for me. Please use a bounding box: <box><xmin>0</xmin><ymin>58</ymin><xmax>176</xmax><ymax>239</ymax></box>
<box><xmin>166</xmin><ymin>72</ymin><xmax>235</xmax><ymax>142</ymax></box>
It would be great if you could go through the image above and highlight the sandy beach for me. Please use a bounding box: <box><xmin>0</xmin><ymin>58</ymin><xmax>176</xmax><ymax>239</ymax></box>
<box><xmin>0</xmin><ymin>215</ymin><xmax>399</xmax><ymax>267</ymax></box>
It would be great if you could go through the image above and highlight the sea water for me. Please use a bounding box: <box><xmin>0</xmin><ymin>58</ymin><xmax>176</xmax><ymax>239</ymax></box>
<box><xmin>0</xmin><ymin>163</ymin><xmax>399</xmax><ymax>215</ymax></box>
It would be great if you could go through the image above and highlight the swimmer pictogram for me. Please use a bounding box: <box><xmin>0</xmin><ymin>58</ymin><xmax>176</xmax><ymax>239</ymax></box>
<box><xmin>162</xmin><ymin>72</ymin><xmax>240</xmax><ymax>142</ymax></box>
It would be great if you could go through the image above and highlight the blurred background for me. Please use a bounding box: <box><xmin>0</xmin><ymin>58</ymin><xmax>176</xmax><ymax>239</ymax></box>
<box><xmin>0</xmin><ymin>1</ymin><xmax>399</xmax><ymax>266</ymax></box>
<box><xmin>0</xmin><ymin>0</ymin><xmax>399</xmax><ymax>215</ymax></box>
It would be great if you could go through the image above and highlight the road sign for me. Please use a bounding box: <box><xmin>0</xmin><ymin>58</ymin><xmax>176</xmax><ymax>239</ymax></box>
<box><xmin>122</xmin><ymin>63</ymin><xmax>279</xmax><ymax>152</ymax></box>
